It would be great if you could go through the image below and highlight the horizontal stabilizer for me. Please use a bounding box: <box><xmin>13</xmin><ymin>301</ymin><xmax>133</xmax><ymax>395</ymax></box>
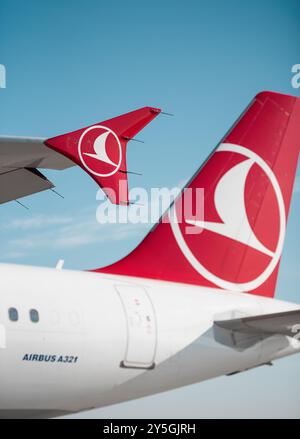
<box><xmin>214</xmin><ymin>309</ymin><xmax>300</xmax><ymax>349</ymax></box>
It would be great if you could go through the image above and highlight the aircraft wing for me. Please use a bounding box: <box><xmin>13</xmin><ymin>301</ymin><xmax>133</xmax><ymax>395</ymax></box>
<box><xmin>0</xmin><ymin>136</ymin><xmax>75</xmax><ymax>205</ymax></box>
<box><xmin>0</xmin><ymin>106</ymin><xmax>161</xmax><ymax>206</ymax></box>
<box><xmin>0</xmin><ymin>136</ymin><xmax>75</xmax><ymax>171</ymax></box>
<box><xmin>214</xmin><ymin>309</ymin><xmax>300</xmax><ymax>349</ymax></box>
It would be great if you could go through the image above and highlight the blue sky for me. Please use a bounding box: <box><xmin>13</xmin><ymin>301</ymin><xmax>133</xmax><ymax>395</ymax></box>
<box><xmin>0</xmin><ymin>0</ymin><xmax>300</xmax><ymax>418</ymax></box>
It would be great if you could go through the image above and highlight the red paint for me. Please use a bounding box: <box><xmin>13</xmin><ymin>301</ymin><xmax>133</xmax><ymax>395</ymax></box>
<box><xmin>45</xmin><ymin>107</ymin><xmax>161</xmax><ymax>205</ymax></box>
<box><xmin>96</xmin><ymin>92</ymin><xmax>300</xmax><ymax>298</ymax></box>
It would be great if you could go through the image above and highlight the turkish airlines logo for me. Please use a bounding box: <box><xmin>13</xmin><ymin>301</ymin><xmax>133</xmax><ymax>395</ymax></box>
<box><xmin>170</xmin><ymin>143</ymin><xmax>286</xmax><ymax>292</ymax></box>
<box><xmin>78</xmin><ymin>125</ymin><xmax>122</xmax><ymax>177</ymax></box>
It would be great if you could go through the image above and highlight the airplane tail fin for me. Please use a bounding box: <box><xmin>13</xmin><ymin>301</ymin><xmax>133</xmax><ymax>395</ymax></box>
<box><xmin>45</xmin><ymin>107</ymin><xmax>161</xmax><ymax>205</ymax></box>
<box><xmin>96</xmin><ymin>92</ymin><xmax>300</xmax><ymax>298</ymax></box>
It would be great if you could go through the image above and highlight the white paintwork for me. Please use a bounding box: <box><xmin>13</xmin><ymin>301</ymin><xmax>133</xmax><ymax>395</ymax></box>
<box><xmin>0</xmin><ymin>325</ymin><xmax>6</xmax><ymax>349</ymax></box>
<box><xmin>84</xmin><ymin>131</ymin><xmax>117</xmax><ymax>166</ymax></box>
<box><xmin>0</xmin><ymin>262</ymin><xmax>299</xmax><ymax>418</ymax></box>
<box><xmin>78</xmin><ymin>125</ymin><xmax>122</xmax><ymax>177</ymax></box>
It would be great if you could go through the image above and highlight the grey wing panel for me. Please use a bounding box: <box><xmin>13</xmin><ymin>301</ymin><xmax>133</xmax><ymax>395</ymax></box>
<box><xmin>0</xmin><ymin>168</ymin><xmax>54</xmax><ymax>204</ymax></box>
<box><xmin>0</xmin><ymin>136</ymin><xmax>75</xmax><ymax>170</ymax></box>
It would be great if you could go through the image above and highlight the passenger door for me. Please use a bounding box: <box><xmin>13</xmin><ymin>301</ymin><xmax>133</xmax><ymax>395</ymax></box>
<box><xmin>116</xmin><ymin>284</ymin><xmax>157</xmax><ymax>369</ymax></box>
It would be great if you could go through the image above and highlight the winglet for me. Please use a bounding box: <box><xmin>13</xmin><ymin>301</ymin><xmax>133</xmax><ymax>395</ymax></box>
<box><xmin>45</xmin><ymin>107</ymin><xmax>161</xmax><ymax>205</ymax></box>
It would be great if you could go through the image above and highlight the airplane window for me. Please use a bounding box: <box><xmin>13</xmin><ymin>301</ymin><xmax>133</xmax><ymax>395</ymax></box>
<box><xmin>30</xmin><ymin>309</ymin><xmax>39</xmax><ymax>323</ymax></box>
<box><xmin>8</xmin><ymin>307</ymin><xmax>18</xmax><ymax>322</ymax></box>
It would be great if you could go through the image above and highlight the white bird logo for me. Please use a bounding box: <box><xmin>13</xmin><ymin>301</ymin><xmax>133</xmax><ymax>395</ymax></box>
<box><xmin>83</xmin><ymin>131</ymin><xmax>117</xmax><ymax>167</ymax></box>
<box><xmin>185</xmin><ymin>158</ymin><xmax>274</xmax><ymax>257</ymax></box>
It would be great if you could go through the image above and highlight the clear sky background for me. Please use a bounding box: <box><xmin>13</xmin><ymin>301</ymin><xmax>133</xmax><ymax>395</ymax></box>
<box><xmin>0</xmin><ymin>0</ymin><xmax>300</xmax><ymax>418</ymax></box>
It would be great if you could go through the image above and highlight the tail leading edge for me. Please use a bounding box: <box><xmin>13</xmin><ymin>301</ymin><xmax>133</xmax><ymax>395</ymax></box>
<box><xmin>96</xmin><ymin>92</ymin><xmax>300</xmax><ymax>297</ymax></box>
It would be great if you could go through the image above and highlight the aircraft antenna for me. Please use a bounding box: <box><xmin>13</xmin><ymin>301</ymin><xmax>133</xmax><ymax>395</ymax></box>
<box><xmin>15</xmin><ymin>199</ymin><xmax>29</xmax><ymax>210</ymax></box>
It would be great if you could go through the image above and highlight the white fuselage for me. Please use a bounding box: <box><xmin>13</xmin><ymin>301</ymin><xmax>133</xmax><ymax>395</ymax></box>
<box><xmin>0</xmin><ymin>263</ymin><xmax>299</xmax><ymax>418</ymax></box>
